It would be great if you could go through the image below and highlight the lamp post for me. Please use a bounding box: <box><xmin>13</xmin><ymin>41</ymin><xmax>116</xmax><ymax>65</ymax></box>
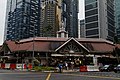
<box><xmin>32</xmin><ymin>24</ymin><xmax>35</xmax><ymax>68</ymax></box>
<box><xmin>32</xmin><ymin>33</ymin><xmax>35</xmax><ymax>68</ymax></box>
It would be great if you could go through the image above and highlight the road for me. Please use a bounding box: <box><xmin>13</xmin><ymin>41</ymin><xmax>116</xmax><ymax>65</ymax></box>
<box><xmin>0</xmin><ymin>70</ymin><xmax>120</xmax><ymax>80</ymax></box>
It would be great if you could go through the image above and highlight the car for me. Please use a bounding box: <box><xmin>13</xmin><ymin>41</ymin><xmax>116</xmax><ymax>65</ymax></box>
<box><xmin>99</xmin><ymin>64</ymin><xmax>115</xmax><ymax>72</ymax></box>
<box><xmin>114</xmin><ymin>64</ymin><xmax>120</xmax><ymax>73</ymax></box>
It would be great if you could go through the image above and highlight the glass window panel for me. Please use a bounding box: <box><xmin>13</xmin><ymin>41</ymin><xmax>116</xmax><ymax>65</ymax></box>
<box><xmin>85</xmin><ymin>0</ymin><xmax>97</xmax><ymax>5</ymax></box>
<box><xmin>86</xmin><ymin>29</ymin><xmax>99</xmax><ymax>35</ymax></box>
<box><xmin>85</xmin><ymin>2</ymin><xmax>97</xmax><ymax>10</ymax></box>
<box><xmin>85</xmin><ymin>9</ymin><xmax>98</xmax><ymax>17</ymax></box>
<box><xmin>86</xmin><ymin>15</ymin><xmax>98</xmax><ymax>23</ymax></box>
<box><xmin>86</xmin><ymin>22</ymin><xmax>98</xmax><ymax>29</ymax></box>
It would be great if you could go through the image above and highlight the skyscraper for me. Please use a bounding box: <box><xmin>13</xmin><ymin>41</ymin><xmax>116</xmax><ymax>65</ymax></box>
<box><xmin>62</xmin><ymin>0</ymin><xmax>79</xmax><ymax>38</ymax></box>
<box><xmin>40</xmin><ymin>0</ymin><xmax>79</xmax><ymax>38</ymax></box>
<box><xmin>80</xmin><ymin>19</ymin><xmax>85</xmax><ymax>38</ymax></box>
<box><xmin>115</xmin><ymin>0</ymin><xmax>120</xmax><ymax>39</ymax></box>
<box><xmin>40</xmin><ymin>0</ymin><xmax>62</xmax><ymax>37</ymax></box>
<box><xmin>85</xmin><ymin>0</ymin><xmax>115</xmax><ymax>41</ymax></box>
<box><xmin>4</xmin><ymin>0</ymin><xmax>40</xmax><ymax>40</ymax></box>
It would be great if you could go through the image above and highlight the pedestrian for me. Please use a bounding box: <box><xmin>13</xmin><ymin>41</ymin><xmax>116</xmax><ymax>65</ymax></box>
<box><xmin>58</xmin><ymin>63</ymin><xmax>62</xmax><ymax>73</ymax></box>
<box><xmin>65</xmin><ymin>62</ymin><xmax>68</xmax><ymax>70</ymax></box>
<box><xmin>71</xmin><ymin>61</ymin><xmax>74</xmax><ymax>70</ymax></box>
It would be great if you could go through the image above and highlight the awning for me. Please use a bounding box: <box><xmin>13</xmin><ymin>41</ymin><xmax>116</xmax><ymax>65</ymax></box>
<box><xmin>51</xmin><ymin>54</ymin><xmax>83</xmax><ymax>57</ymax></box>
<box><xmin>51</xmin><ymin>54</ymin><xmax>65</xmax><ymax>56</ymax></box>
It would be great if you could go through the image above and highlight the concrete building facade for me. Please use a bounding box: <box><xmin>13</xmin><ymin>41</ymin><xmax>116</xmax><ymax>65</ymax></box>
<box><xmin>115</xmin><ymin>0</ymin><xmax>120</xmax><ymax>39</ymax></box>
<box><xmin>85</xmin><ymin>0</ymin><xmax>115</xmax><ymax>41</ymax></box>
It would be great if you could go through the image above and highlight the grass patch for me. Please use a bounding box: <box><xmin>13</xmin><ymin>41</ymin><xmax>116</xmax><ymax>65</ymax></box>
<box><xmin>33</xmin><ymin>66</ymin><xmax>56</xmax><ymax>71</ymax></box>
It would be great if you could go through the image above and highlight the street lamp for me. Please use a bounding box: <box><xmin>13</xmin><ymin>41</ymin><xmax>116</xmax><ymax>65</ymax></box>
<box><xmin>32</xmin><ymin>24</ymin><xmax>35</xmax><ymax>67</ymax></box>
<box><xmin>32</xmin><ymin>34</ymin><xmax>35</xmax><ymax>67</ymax></box>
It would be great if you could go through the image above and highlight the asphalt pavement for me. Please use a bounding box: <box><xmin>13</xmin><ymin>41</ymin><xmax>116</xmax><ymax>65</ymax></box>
<box><xmin>0</xmin><ymin>69</ymin><xmax>120</xmax><ymax>80</ymax></box>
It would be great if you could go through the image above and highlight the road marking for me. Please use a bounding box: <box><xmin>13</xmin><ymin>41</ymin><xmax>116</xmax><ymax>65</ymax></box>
<box><xmin>46</xmin><ymin>73</ymin><xmax>51</xmax><ymax>80</ymax></box>
<box><xmin>59</xmin><ymin>73</ymin><xmax>120</xmax><ymax>80</ymax></box>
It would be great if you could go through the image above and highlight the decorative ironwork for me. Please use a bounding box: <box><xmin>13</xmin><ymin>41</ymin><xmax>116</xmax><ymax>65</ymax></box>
<box><xmin>59</xmin><ymin>41</ymin><xmax>82</xmax><ymax>53</ymax></box>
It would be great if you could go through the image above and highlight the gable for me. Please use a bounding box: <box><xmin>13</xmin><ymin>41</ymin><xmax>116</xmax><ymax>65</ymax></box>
<box><xmin>55</xmin><ymin>38</ymin><xmax>89</xmax><ymax>53</ymax></box>
<box><xmin>0</xmin><ymin>43</ymin><xmax>11</xmax><ymax>55</ymax></box>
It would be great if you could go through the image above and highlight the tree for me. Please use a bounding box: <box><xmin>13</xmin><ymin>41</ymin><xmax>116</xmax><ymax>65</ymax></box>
<box><xmin>113</xmin><ymin>36</ymin><xmax>120</xmax><ymax>63</ymax></box>
<box><xmin>43</xmin><ymin>25</ymin><xmax>53</xmax><ymax>37</ymax></box>
<box><xmin>114</xmin><ymin>36</ymin><xmax>119</xmax><ymax>44</ymax></box>
<box><xmin>113</xmin><ymin>47</ymin><xmax>120</xmax><ymax>63</ymax></box>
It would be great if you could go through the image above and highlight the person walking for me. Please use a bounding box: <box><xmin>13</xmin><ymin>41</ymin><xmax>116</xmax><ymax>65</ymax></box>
<box><xmin>65</xmin><ymin>62</ymin><xmax>68</xmax><ymax>70</ymax></box>
<box><xmin>58</xmin><ymin>63</ymin><xmax>62</xmax><ymax>73</ymax></box>
<box><xmin>71</xmin><ymin>61</ymin><xmax>74</xmax><ymax>70</ymax></box>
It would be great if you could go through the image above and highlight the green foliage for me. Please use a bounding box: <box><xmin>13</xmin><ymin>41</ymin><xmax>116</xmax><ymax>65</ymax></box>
<box><xmin>113</xmin><ymin>48</ymin><xmax>120</xmax><ymax>56</ymax></box>
<box><xmin>113</xmin><ymin>47</ymin><xmax>120</xmax><ymax>63</ymax></box>
<box><xmin>43</xmin><ymin>25</ymin><xmax>53</xmax><ymax>37</ymax></box>
<box><xmin>114</xmin><ymin>36</ymin><xmax>119</xmax><ymax>44</ymax></box>
<box><xmin>33</xmin><ymin>66</ymin><xmax>55</xmax><ymax>71</ymax></box>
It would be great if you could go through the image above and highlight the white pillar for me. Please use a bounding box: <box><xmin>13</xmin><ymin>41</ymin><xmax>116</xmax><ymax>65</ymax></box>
<box><xmin>93</xmin><ymin>56</ymin><xmax>98</xmax><ymax>66</ymax></box>
<box><xmin>57</xmin><ymin>33</ymin><xmax>59</xmax><ymax>38</ymax></box>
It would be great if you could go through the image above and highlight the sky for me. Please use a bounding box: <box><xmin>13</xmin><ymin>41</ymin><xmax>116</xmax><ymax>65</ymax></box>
<box><xmin>0</xmin><ymin>0</ymin><xmax>85</xmax><ymax>45</ymax></box>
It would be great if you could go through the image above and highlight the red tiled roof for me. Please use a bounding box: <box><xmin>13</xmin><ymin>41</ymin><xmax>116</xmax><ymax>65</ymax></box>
<box><xmin>18</xmin><ymin>42</ymin><xmax>51</xmax><ymax>52</ymax></box>
<box><xmin>20</xmin><ymin>37</ymin><xmax>67</xmax><ymax>43</ymax></box>
<box><xmin>5</xmin><ymin>39</ymin><xmax>64</xmax><ymax>52</ymax></box>
<box><xmin>4</xmin><ymin>37</ymin><xmax>115</xmax><ymax>53</ymax></box>
<box><xmin>6</xmin><ymin>40</ymin><xmax>18</xmax><ymax>52</ymax></box>
<box><xmin>81</xmin><ymin>42</ymin><xmax>114</xmax><ymax>52</ymax></box>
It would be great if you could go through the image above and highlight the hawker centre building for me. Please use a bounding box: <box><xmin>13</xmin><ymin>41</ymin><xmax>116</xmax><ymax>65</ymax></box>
<box><xmin>0</xmin><ymin>37</ymin><xmax>118</xmax><ymax>67</ymax></box>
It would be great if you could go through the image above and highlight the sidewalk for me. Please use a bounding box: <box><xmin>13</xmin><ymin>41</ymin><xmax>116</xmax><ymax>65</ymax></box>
<box><xmin>1</xmin><ymin>68</ymin><xmax>80</xmax><ymax>73</ymax></box>
<box><xmin>63</xmin><ymin>69</ymin><xmax>79</xmax><ymax>73</ymax></box>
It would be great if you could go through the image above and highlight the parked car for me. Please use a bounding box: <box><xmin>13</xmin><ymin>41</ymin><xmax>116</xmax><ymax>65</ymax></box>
<box><xmin>114</xmin><ymin>64</ymin><xmax>120</xmax><ymax>73</ymax></box>
<box><xmin>99</xmin><ymin>64</ymin><xmax>115</xmax><ymax>72</ymax></box>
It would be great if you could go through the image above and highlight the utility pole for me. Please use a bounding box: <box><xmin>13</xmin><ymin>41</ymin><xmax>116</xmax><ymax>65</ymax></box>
<box><xmin>32</xmin><ymin>25</ymin><xmax>35</xmax><ymax>68</ymax></box>
<box><xmin>32</xmin><ymin>37</ymin><xmax>35</xmax><ymax>67</ymax></box>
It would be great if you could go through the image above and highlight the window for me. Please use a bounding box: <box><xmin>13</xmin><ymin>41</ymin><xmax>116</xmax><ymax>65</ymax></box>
<box><xmin>85</xmin><ymin>2</ymin><xmax>97</xmax><ymax>10</ymax></box>
<box><xmin>86</xmin><ymin>15</ymin><xmax>98</xmax><ymax>23</ymax></box>
<box><xmin>108</xmin><ymin>17</ymin><xmax>115</xmax><ymax>26</ymax></box>
<box><xmin>85</xmin><ymin>0</ymin><xmax>97</xmax><ymax>5</ymax></box>
<box><xmin>107</xmin><ymin>11</ymin><xmax>114</xmax><ymax>20</ymax></box>
<box><xmin>86</xmin><ymin>29</ymin><xmax>99</xmax><ymax>35</ymax></box>
<box><xmin>86</xmin><ymin>22</ymin><xmax>98</xmax><ymax>29</ymax></box>
<box><xmin>108</xmin><ymin>30</ymin><xmax>114</xmax><ymax>37</ymax></box>
<box><xmin>85</xmin><ymin>9</ymin><xmax>98</xmax><ymax>17</ymax></box>
<box><xmin>86</xmin><ymin>36</ymin><xmax>99</xmax><ymax>38</ymax></box>
<box><xmin>107</xmin><ymin>5</ymin><xmax>114</xmax><ymax>14</ymax></box>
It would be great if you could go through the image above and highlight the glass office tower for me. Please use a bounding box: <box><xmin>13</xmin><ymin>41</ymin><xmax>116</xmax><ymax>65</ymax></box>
<box><xmin>80</xmin><ymin>19</ymin><xmax>85</xmax><ymax>38</ymax></box>
<box><xmin>62</xmin><ymin>0</ymin><xmax>79</xmax><ymax>38</ymax></box>
<box><xmin>4</xmin><ymin>0</ymin><xmax>40</xmax><ymax>40</ymax></box>
<box><xmin>115</xmin><ymin>0</ymin><xmax>120</xmax><ymax>39</ymax></box>
<box><xmin>85</xmin><ymin>0</ymin><xmax>115</xmax><ymax>41</ymax></box>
